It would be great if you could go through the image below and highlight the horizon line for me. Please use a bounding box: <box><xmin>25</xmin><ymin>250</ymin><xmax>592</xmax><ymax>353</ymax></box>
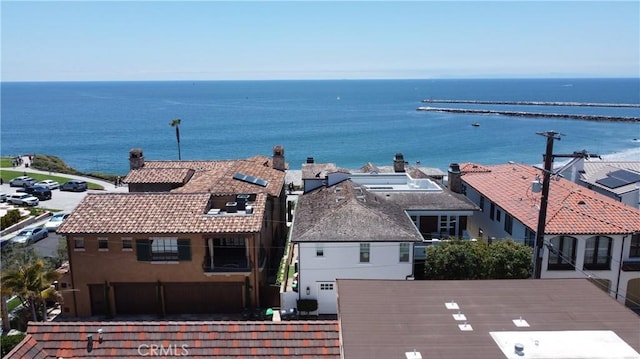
<box><xmin>2</xmin><ymin>76</ymin><xmax>639</xmax><ymax>84</ymax></box>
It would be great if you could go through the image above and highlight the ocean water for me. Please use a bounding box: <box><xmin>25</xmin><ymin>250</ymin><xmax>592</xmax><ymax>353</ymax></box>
<box><xmin>1</xmin><ymin>79</ymin><xmax>639</xmax><ymax>175</ymax></box>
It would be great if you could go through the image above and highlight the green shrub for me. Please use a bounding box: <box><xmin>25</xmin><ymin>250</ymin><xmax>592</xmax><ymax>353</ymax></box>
<box><xmin>0</xmin><ymin>209</ymin><xmax>22</xmax><ymax>230</ymax></box>
<box><xmin>1</xmin><ymin>333</ymin><xmax>26</xmax><ymax>357</ymax></box>
<box><xmin>296</xmin><ymin>299</ymin><xmax>318</xmax><ymax>316</ymax></box>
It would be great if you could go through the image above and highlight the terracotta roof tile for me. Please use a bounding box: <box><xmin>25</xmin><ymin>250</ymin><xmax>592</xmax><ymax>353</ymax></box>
<box><xmin>130</xmin><ymin>157</ymin><xmax>286</xmax><ymax>197</ymax></box>
<box><xmin>5</xmin><ymin>321</ymin><xmax>340</xmax><ymax>359</ymax></box>
<box><xmin>124</xmin><ymin>168</ymin><xmax>194</xmax><ymax>184</ymax></box>
<box><xmin>58</xmin><ymin>192</ymin><xmax>267</xmax><ymax>234</ymax></box>
<box><xmin>462</xmin><ymin>163</ymin><xmax>640</xmax><ymax>234</ymax></box>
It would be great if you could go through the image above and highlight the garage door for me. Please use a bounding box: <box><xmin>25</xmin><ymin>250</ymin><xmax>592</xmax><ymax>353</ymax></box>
<box><xmin>113</xmin><ymin>283</ymin><xmax>158</xmax><ymax>315</ymax></box>
<box><xmin>164</xmin><ymin>283</ymin><xmax>243</xmax><ymax>314</ymax></box>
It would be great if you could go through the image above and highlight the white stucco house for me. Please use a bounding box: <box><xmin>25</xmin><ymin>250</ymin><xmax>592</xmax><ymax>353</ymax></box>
<box><xmin>557</xmin><ymin>158</ymin><xmax>640</xmax><ymax>210</ymax></box>
<box><xmin>291</xmin><ymin>158</ymin><xmax>478</xmax><ymax>315</ymax></box>
<box><xmin>451</xmin><ymin>162</ymin><xmax>640</xmax><ymax>312</ymax></box>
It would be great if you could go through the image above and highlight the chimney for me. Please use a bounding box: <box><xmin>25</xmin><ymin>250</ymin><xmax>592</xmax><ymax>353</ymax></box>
<box><xmin>129</xmin><ymin>148</ymin><xmax>145</xmax><ymax>170</ymax></box>
<box><xmin>448</xmin><ymin>163</ymin><xmax>463</xmax><ymax>193</ymax></box>
<box><xmin>272</xmin><ymin>145</ymin><xmax>285</xmax><ymax>171</ymax></box>
<box><xmin>393</xmin><ymin>153</ymin><xmax>406</xmax><ymax>173</ymax></box>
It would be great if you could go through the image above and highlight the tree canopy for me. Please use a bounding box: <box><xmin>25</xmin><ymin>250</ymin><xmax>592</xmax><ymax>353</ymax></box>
<box><xmin>423</xmin><ymin>239</ymin><xmax>532</xmax><ymax>280</ymax></box>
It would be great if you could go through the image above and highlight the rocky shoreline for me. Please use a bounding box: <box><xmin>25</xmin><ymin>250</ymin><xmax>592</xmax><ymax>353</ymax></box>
<box><xmin>421</xmin><ymin>99</ymin><xmax>640</xmax><ymax>108</ymax></box>
<box><xmin>416</xmin><ymin>106</ymin><xmax>640</xmax><ymax>123</ymax></box>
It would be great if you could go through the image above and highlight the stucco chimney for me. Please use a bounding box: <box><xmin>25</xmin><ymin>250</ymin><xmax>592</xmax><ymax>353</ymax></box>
<box><xmin>393</xmin><ymin>153</ymin><xmax>406</xmax><ymax>173</ymax></box>
<box><xmin>129</xmin><ymin>148</ymin><xmax>144</xmax><ymax>170</ymax></box>
<box><xmin>272</xmin><ymin>145</ymin><xmax>285</xmax><ymax>171</ymax></box>
<box><xmin>448</xmin><ymin>163</ymin><xmax>463</xmax><ymax>193</ymax></box>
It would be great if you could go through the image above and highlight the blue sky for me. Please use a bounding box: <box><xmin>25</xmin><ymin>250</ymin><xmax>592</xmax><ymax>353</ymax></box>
<box><xmin>2</xmin><ymin>1</ymin><xmax>638</xmax><ymax>81</ymax></box>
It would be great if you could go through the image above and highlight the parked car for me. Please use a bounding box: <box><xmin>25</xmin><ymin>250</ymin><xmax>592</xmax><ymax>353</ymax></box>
<box><xmin>11</xmin><ymin>227</ymin><xmax>48</xmax><ymax>245</ymax></box>
<box><xmin>35</xmin><ymin>180</ymin><xmax>60</xmax><ymax>190</ymax></box>
<box><xmin>0</xmin><ymin>192</ymin><xmax>7</xmax><ymax>202</ymax></box>
<box><xmin>17</xmin><ymin>185</ymin><xmax>52</xmax><ymax>200</ymax></box>
<box><xmin>44</xmin><ymin>212</ymin><xmax>70</xmax><ymax>232</ymax></box>
<box><xmin>60</xmin><ymin>180</ymin><xmax>88</xmax><ymax>192</ymax></box>
<box><xmin>6</xmin><ymin>193</ymin><xmax>39</xmax><ymax>206</ymax></box>
<box><xmin>9</xmin><ymin>176</ymin><xmax>36</xmax><ymax>187</ymax></box>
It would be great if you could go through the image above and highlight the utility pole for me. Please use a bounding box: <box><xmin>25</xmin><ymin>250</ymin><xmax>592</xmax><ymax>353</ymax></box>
<box><xmin>533</xmin><ymin>132</ymin><xmax>598</xmax><ymax>279</ymax></box>
<box><xmin>533</xmin><ymin>131</ymin><xmax>561</xmax><ymax>279</ymax></box>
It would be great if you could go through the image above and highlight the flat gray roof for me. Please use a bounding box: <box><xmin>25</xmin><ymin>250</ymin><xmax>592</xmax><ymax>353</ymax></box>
<box><xmin>337</xmin><ymin>279</ymin><xmax>640</xmax><ymax>359</ymax></box>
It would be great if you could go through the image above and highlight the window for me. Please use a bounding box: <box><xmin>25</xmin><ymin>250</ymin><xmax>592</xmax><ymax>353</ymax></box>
<box><xmin>490</xmin><ymin>203</ymin><xmax>495</xmax><ymax>220</ymax></box>
<box><xmin>73</xmin><ymin>237</ymin><xmax>84</xmax><ymax>250</ymax></box>
<box><xmin>320</xmin><ymin>283</ymin><xmax>334</xmax><ymax>291</ymax></box>
<box><xmin>630</xmin><ymin>233</ymin><xmax>640</xmax><ymax>258</ymax></box>
<box><xmin>316</xmin><ymin>244</ymin><xmax>324</xmax><ymax>257</ymax></box>
<box><xmin>399</xmin><ymin>243</ymin><xmax>410</xmax><ymax>262</ymax></box>
<box><xmin>584</xmin><ymin>236</ymin><xmax>612</xmax><ymax>270</ymax></box>
<box><xmin>152</xmin><ymin>238</ymin><xmax>178</xmax><ymax>260</ymax></box>
<box><xmin>496</xmin><ymin>209</ymin><xmax>502</xmax><ymax>222</ymax></box>
<box><xmin>98</xmin><ymin>237</ymin><xmax>108</xmax><ymax>250</ymax></box>
<box><xmin>122</xmin><ymin>238</ymin><xmax>133</xmax><ymax>250</ymax></box>
<box><xmin>524</xmin><ymin>228</ymin><xmax>535</xmax><ymax>248</ymax></box>
<box><xmin>504</xmin><ymin>214</ymin><xmax>513</xmax><ymax>235</ymax></box>
<box><xmin>547</xmin><ymin>236</ymin><xmax>577</xmax><ymax>270</ymax></box>
<box><xmin>359</xmin><ymin>243</ymin><xmax>370</xmax><ymax>263</ymax></box>
<box><xmin>479</xmin><ymin>196</ymin><xmax>485</xmax><ymax>211</ymax></box>
<box><xmin>136</xmin><ymin>238</ymin><xmax>191</xmax><ymax>262</ymax></box>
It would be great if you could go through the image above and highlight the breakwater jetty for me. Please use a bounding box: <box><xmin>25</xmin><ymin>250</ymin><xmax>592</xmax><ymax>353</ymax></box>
<box><xmin>421</xmin><ymin>99</ymin><xmax>640</xmax><ymax>108</ymax></box>
<box><xmin>416</xmin><ymin>106</ymin><xmax>640</xmax><ymax>123</ymax></box>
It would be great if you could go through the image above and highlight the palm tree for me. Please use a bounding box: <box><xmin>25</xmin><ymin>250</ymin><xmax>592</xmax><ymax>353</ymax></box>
<box><xmin>1</xmin><ymin>260</ymin><xmax>60</xmax><ymax>322</ymax></box>
<box><xmin>170</xmin><ymin>118</ymin><xmax>182</xmax><ymax>160</ymax></box>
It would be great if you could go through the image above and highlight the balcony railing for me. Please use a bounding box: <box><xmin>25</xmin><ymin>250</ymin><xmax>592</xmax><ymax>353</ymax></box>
<box><xmin>202</xmin><ymin>257</ymin><xmax>251</xmax><ymax>273</ymax></box>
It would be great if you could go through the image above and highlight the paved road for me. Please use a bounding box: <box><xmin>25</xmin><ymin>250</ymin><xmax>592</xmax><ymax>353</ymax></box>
<box><xmin>1</xmin><ymin>157</ymin><xmax>129</xmax><ymax>256</ymax></box>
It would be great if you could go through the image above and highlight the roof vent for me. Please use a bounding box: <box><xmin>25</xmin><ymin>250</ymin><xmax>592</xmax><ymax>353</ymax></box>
<box><xmin>245</xmin><ymin>205</ymin><xmax>253</xmax><ymax>214</ymax></box>
<box><xmin>514</xmin><ymin>343</ymin><xmax>524</xmax><ymax>356</ymax></box>
<box><xmin>405</xmin><ymin>350</ymin><xmax>422</xmax><ymax>359</ymax></box>
<box><xmin>226</xmin><ymin>202</ymin><xmax>237</xmax><ymax>213</ymax></box>
<box><xmin>306</xmin><ymin>157</ymin><xmax>315</xmax><ymax>164</ymax></box>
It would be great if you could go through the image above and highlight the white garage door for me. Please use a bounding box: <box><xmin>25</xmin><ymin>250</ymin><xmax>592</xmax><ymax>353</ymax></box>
<box><xmin>317</xmin><ymin>281</ymin><xmax>337</xmax><ymax>315</ymax></box>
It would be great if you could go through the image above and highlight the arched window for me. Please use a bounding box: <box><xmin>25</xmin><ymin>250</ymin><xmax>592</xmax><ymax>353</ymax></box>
<box><xmin>547</xmin><ymin>236</ymin><xmax>577</xmax><ymax>270</ymax></box>
<box><xmin>583</xmin><ymin>236</ymin><xmax>612</xmax><ymax>270</ymax></box>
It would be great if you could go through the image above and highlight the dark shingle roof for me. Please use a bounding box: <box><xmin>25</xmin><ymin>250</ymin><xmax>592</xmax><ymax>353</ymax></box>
<box><xmin>7</xmin><ymin>321</ymin><xmax>340</xmax><ymax>358</ymax></box>
<box><xmin>291</xmin><ymin>180</ymin><xmax>423</xmax><ymax>243</ymax></box>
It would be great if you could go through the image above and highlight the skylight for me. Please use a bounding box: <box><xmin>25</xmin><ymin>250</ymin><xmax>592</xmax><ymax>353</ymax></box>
<box><xmin>233</xmin><ymin>172</ymin><xmax>268</xmax><ymax>187</ymax></box>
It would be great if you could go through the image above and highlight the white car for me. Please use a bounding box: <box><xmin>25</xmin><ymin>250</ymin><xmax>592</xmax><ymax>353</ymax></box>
<box><xmin>7</xmin><ymin>193</ymin><xmax>39</xmax><ymax>206</ymax></box>
<box><xmin>9</xmin><ymin>176</ymin><xmax>36</xmax><ymax>187</ymax></box>
<box><xmin>11</xmin><ymin>227</ymin><xmax>48</xmax><ymax>245</ymax></box>
<box><xmin>35</xmin><ymin>180</ymin><xmax>60</xmax><ymax>190</ymax></box>
<box><xmin>44</xmin><ymin>212</ymin><xmax>70</xmax><ymax>232</ymax></box>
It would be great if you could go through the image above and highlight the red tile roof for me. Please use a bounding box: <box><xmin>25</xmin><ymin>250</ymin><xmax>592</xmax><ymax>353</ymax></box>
<box><xmin>124</xmin><ymin>168</ymin><xmax>194</xmax><ymax>184</ymax></box>
<box><xmin>4</xmin><ymin>334</ymin><xmax>48</xmax><ymax>359</ymax></box>
<box><xmin>461</xmin><ymin>163</ymin><xmax>640</xmax><ymax>234</ymax></box>
<box><xmin>125</xmin><ymin>156</ymin><xmax>285</xmax><ymax>197</ymax></box>
<box><xmin>7</xmin><ymin>321</ymin><xmax>340</xmax><ymax>358</ymax></box>
<box><xmin>57</xmin><ymin>192</ymin><xmax>267</xmax><ymax>235</ymax></box>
